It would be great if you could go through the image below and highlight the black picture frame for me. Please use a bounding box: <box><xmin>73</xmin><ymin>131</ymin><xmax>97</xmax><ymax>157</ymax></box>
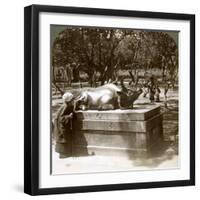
<box><xmin>24</xmin><ymin>4</ymin><xmax>195</xmax><ymax>196</ymax></box>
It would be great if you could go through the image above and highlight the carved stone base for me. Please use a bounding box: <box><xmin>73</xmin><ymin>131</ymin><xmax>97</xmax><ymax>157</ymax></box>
<box><xmin>72</xmin><ymin>105</ymin><xmax>163</xmax><ymax>157</ymax></box>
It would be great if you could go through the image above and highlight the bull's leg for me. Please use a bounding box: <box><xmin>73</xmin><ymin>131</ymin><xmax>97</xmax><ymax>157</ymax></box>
<box><xmin>98</xmin><ymin>95</ymin><xmax>114</xmax><ymax>110</ymax></box>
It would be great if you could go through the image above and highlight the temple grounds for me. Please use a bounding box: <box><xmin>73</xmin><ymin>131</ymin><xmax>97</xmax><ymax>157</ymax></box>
<box><xmin>51</xmin><ymin>87</ymin><xmax>178</xmax><ymax>174</ymax></box>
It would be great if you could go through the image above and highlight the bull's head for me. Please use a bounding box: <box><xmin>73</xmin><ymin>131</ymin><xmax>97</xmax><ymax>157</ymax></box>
<box><xmin>117</xmin><ymin>79</ymin><xmax>143</xmax><ymax>109</ymax></box>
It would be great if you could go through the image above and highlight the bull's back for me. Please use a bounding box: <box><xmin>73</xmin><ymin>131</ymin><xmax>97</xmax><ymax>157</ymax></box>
<box><xmin>87</xmin><ymin>88</ymin><xmax>114</xmax><ymax>105</ymax></box>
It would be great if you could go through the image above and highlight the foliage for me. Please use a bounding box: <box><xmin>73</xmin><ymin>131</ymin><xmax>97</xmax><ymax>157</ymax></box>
<box><xmin>52</xmin><ymin>27</ymin><xmax>178</xmax><ymax>84</ymax></box>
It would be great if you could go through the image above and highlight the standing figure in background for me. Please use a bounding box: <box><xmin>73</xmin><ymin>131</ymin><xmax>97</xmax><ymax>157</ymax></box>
<box><xmin>148</xmin><ymin>75</ymin><xmax>156</xmax><ymax>103</ymax></box>
<box><xmin>149</xmin><ymin>85</ymin><xmax>156</xmax><ymax>103</ymax></box>
<box><xmin>54</xmin><ymin>92</ymin><xmax>74</xmax><ymax>158</ymax></box>
<box><xmin>155</xmin><ymin>85</ymin><xmax>161</xmax><ymax>102</ymax></box>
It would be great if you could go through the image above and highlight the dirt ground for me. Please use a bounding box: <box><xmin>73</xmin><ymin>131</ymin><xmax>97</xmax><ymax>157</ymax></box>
<box><xmin>52</xmin><ymin>149</ymin><xmax>178</xmax><ymax>175</ymax></box>
<box><xmin>51</xmin><ymin>85</ymin><xmax>179</xmax><ymax>175</ymax></box>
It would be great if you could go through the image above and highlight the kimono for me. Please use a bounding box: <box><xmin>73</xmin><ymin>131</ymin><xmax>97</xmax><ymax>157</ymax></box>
<box><xmin>54</xmin><ymin>103</ymin><xmax>74</xmax><ymax>158</ymax></box>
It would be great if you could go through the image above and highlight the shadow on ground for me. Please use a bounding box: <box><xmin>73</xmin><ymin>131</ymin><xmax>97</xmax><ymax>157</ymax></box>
<box><xmin>128</xmin><ymin>141</ymin><xmax>178</xmax><ymax>168</ymax></box>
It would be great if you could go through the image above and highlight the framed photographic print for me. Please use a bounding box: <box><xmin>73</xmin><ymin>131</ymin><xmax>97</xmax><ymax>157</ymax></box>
<box><xmin>24</xmin><ymin>4</ymin><xmax>195</xmax><ymax>195</ymax></box>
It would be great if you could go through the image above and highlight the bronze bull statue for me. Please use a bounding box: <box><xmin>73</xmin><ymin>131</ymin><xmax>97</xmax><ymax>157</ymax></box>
<box><xmin>73</xmin><ymin>84</ymin><xmax>120</xmax><ymax>110</ymax></box>
<box><xmin>71</xmin><ymin>83</ymin><xmax>143</xmax><ymax>110</ymax></box>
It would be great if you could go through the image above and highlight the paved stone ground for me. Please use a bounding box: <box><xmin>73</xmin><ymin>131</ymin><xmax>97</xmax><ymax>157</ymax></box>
<box><xmin>51</xmin><ymin>86</ymin><xmax>179</xmax><ymax>175</ymax></box>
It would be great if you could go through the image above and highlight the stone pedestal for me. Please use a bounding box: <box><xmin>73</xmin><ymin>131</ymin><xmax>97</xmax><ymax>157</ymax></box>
<box><xmin>72</xmin><ymin>105</ymin><xmax>163</xmax><ymax>157</ymax></box>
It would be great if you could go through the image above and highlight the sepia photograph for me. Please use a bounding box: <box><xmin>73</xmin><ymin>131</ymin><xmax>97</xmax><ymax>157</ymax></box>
<box><xmin>51</xmin><ymin>25</ymin><xmax>179</xmax><ymax>175</ymax></box>
<box><xmin>24</xmin><ymin>5</ymin><xmax>195</xmax><ymax>195</ymax></box>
